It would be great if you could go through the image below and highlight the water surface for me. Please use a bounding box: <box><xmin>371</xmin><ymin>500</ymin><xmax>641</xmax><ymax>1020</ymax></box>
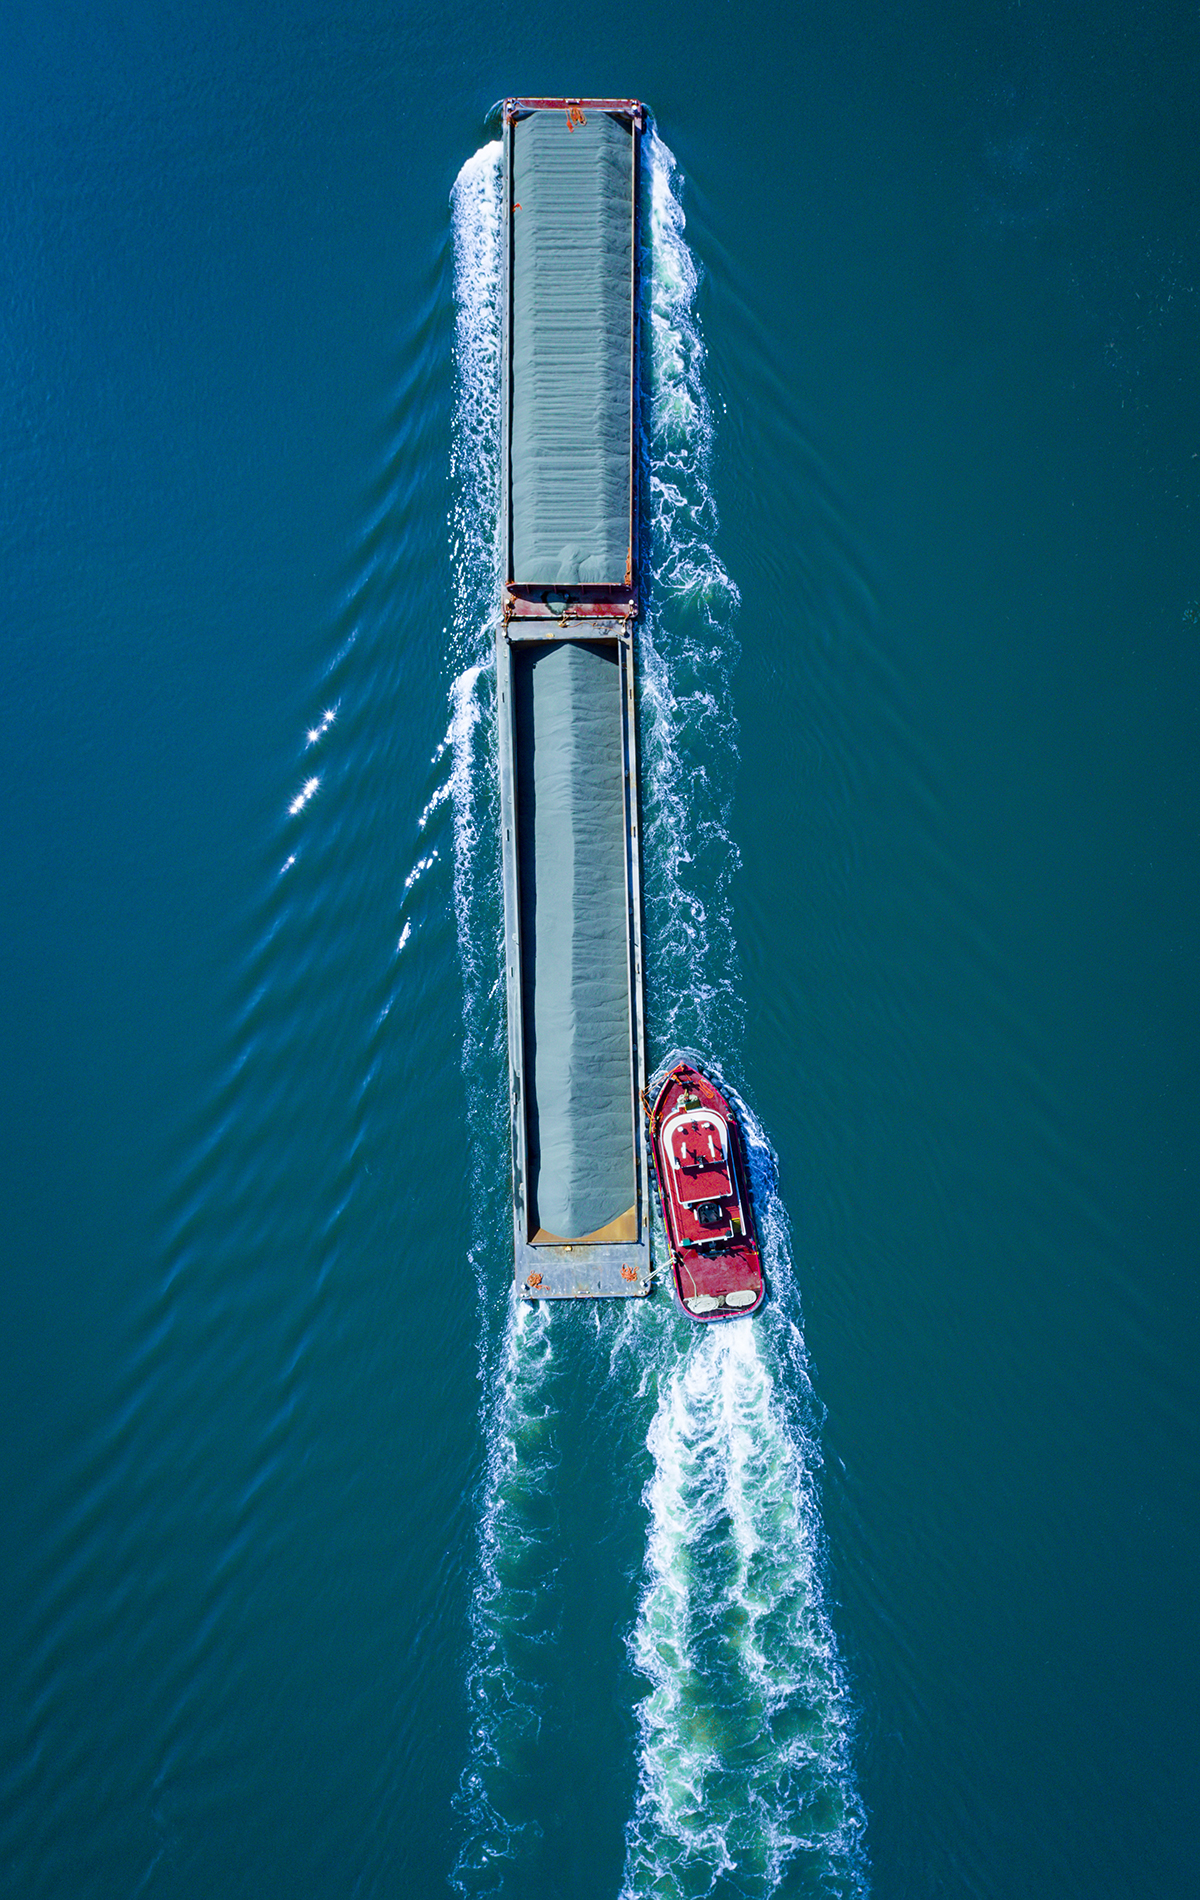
<box><xmin>2</xmin><ymin>4</ymin><xmax>1198</xmax><ymax>1896</ymax></box>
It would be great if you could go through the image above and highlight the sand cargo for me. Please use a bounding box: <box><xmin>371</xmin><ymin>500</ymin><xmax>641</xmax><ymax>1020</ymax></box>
<box><xmin>495</xmin><ymin>99</ymin><xmax>651</xmax><ymax>1299</ymax></box>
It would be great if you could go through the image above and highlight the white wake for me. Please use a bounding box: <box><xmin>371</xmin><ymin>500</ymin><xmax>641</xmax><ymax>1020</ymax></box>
<box><xmin>447</xmin><ymin>124</ymin><xmax>870</xmax><ymax>1899</ymax></box>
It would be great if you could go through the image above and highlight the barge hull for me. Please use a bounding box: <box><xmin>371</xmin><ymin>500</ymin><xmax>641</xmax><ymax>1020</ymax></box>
<box><xmin>497</xmin><ymin>99</ymin><xmax>648</xmax><ymax>1298</ymax></box>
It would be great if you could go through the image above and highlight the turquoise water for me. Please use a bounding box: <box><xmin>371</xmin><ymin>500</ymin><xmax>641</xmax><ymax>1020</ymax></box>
<box><xmin>3</xmin><ymin>5</ymin><xmax>1198</xmax><ymax>1897</ymax></box>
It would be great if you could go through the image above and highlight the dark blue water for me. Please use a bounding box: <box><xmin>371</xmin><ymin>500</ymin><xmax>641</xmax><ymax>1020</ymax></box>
<box><xmin>3</xmin><ymin>4</ymin><xmax>1198</xmax><ymax>1896</ymax></box>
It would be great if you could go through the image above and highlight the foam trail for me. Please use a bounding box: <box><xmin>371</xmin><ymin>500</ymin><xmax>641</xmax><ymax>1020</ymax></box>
<box><xmin>454</xmin><ymin>1299</ymin><xmax>560</xmax><ymax>1891</ymax></box>
<box><xmin>448</xmin><ymin>138</ymin><xmax>560</xmax><ymax>1893</ymax></box>
<box><xmin>638</xmin><ymin>131</ymin><xmax>744</xmax><ymax>1058</ymax></box>
<box><xmin>622</xmin><ymin>1088</ymin><xmax>868</xmax><ymax>1897</ymax></box>
<box><xmin>450</xmin><ymin>138</ymin><xmax>504</xmax><ymax>664</ymax></box>
<box><xmin>445</xmin><ymin>126</ymin><xmax>870</xmax><ymax>1896</ymax></box>
<box><xmin>622</xmin><ymin>133</ymin><xmax>870</xmax><ymax>1895</ymax></box>
<box><xmin>446</xmin><ymin>140</ymin><xmax>504</xmax><ymax>1108</ymax></box>
<box><xmin>624</xmin><ymin>1326</ymin><xmax>867</xmax><ymax>1896</ymax></box>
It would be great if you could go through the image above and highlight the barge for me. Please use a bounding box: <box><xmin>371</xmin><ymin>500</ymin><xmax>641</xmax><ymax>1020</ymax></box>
<box><xmin>495</xmin><ymin>99</ymin><xmax>652</xmax><ymax>1300</ymax></box>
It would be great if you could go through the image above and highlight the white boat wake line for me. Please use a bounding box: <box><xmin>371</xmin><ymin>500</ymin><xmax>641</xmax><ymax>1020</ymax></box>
<box><xmin>637</xmin><ymin>129</ymin><xmax>744</xmax><ymax>1062</ymax></box>
<box><xmin>446</xmin><ymin>139</ymin><xmax>505</xmax><ymax>1331</ymax></box>
<box><xmin>448</xmin><ymin>138</ymin><xmax>538</xmax><ymax>1892</ymax></box>
<box><xmin>447</xmin><ymin>124</ymin><xmax>870</xmax><ymax>1897</ymax></box>
<box><xmin>624</xmin><ymin>1321</ymin><xmax>867</xmax><ymax>1897</ymax></box>
<box><xmin>453</xmin><ymin>1298</ymin><xmax>559</xmax><ymax>1890</ymax></box>
<box><xmin>623</xmin><ymin>1098</ymin><xmax>868</xmax><ymax>1899</ymax></box>
<box><xmin>630</xmin><ymin>131</ymin><xmax>870</xmax><ymax>1896</ymax></box>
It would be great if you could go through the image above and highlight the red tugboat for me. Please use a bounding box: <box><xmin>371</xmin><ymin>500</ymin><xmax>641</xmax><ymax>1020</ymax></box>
<box><xmin>646</xmin><ymin>1062</ymin><xmax>764</xmax><ymax>1321</ymax></box>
